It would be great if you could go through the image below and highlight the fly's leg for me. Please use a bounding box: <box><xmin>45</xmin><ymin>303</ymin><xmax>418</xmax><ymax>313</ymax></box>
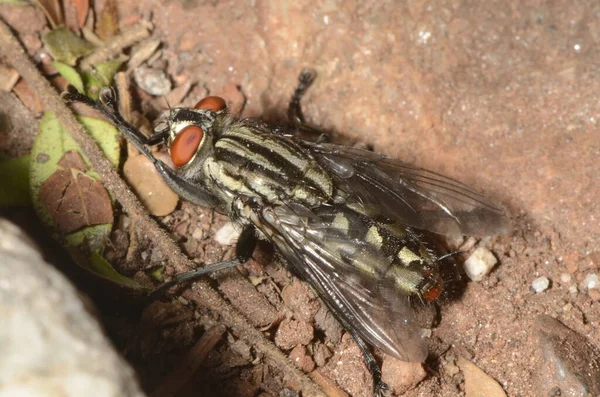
<box><xmin>149</xmin><ymin>225</ymin><xmax>258</xmax><ymax>300</ymax></box>
<box><xmin>288</xmin><ymin>68</ymin><xmax>316</xmax><ymax>125</ymax></box>
<box><xmin>62</xmin><ymin>86</ymin><xmax>219</xmax><ymax>208</ymax></box>
<box><xmin>340</xmin><ymin>321</ymin><xmax>392</xmax><ymax>396</ymax></box>
<box><xmin>287</xmin><ymin>68</ymin><xmax>328</xmax><ymax>143</ymax></box>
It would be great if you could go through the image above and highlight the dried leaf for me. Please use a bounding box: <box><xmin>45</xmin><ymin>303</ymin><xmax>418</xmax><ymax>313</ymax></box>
<box><xmin>38</xmin><ymin>155</ymin><xmax>113</xmax><ymax>233</ymax></box>
<box><xmin>0</xmin><ymin>155</ymin><xmax>31</xmax><ymax>207</ymax></box>
<box><xmin>0</xmin><ymin>65</ymin><xmax>20</xmax><ymax>92</ymax></box>
<box><xmin>95</xmin><ymin>0</ymin><xmax>118</xmax><ymax>41</ymax></box>
<box><xmin>13</xmin><ymin>78</ymin><xmax>43</xmax><ymax>114</ymax></box>
<box><xmin>72</xmin><ymin>0</ymin><xmax>89</xmax><ymax>28</ymax></box>
<box><xmin>42</xmin><ymin>26</ymin><xmax>95</xmax><ymax>65</ymax></box>
<box><xmin>32</xmin><ymin>0</ymin><xmax>63</xmax><ymax>28</ymax></box>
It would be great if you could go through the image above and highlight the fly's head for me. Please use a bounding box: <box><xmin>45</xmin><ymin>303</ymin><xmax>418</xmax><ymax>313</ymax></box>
<box><xmin>155</xmin><ymin>96</ymin><xmax>230</xmax><ymax>176</ymax></box>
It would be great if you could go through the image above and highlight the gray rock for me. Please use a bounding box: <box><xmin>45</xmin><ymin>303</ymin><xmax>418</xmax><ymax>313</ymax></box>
<box><xmin>0</xmin><ymin>220</ymin><xmax>145</xmax><ymax>397</ymax></box>
<box><xmin>535</xmin><ymin>315</ymin><xmax>600</xmax><ymax>397</ymax></box>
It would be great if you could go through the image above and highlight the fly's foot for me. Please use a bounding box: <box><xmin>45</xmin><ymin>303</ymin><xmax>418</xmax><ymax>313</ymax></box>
<box><xmin>374</xmin><ymin>380</ymin><xmax>393</xmax><ymax>397</ymax></box>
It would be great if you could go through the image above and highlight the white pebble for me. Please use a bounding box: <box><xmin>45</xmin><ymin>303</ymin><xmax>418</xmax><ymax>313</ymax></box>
<box><xmin>582</xmin><ymin>273</ymin><xmax>599</xmax><ymax>290</ymax></box>
<box><xmin>463</xmin><ymin>247</ymin><xmax>497</xmax><ymax>281</ymax></box>
<box><xmin>531</xmin><ymin>276</ymin><xmax>550</xmax><ymax>293</ymax></box>
<box><xmin>214</xmin><ymin>222</ymin><xmax>241</xmax><ymax>246</ymax></box>
<box><xmin>192</xmin><ymin>227</ymin><xmax>203</xmax><ymax>240</ymax></box>
<box><xmin>568</xmin><ymin>284</ymin><xmax>578</xmax><ymax>295</ymax></box>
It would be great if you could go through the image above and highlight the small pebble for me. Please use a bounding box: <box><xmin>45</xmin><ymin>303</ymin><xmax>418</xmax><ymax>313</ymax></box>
<box><xmin>463</xmin><ymin>247</ymin><xmax>497</xmax><ymax>282</ymax></box>
<box><xmin>588</xmin><ymin>289</ymin><xmax>600</xmax><ymax>301</ymax></box>
<box><xmin>214</xmin><ymin>222</ymin><xmax>241</xmax><ymax>246</ymax></box>
<box><xmin>457</xmin><ymin>356</ymin><xmax>507</xmax><ymax>397</ymax></box>
<box><xmin>381</xmin><ymin>357</ymin><xmax>426</xmax><ymax>395</ymax></box>
<box><xmin>581</xmin><ymin>273</ymin><xmax>599</xmax><ymax>290</ymax></box>
<box><xmin>568</xmin><ymin>284</ymin><xmax>578</xmax><ymax>296</ymax></box>
<box><xmin>531</xmin><ymin>276</ymin><xmax>550</xmax><ymax>293</ymax></box>
<box><xmin>191</xmin><ymin>227</ymin><xmax>203</xmax><ymax>240</ymax></box>
<box><xmin>560</xmin><ymin>273</ymin><xmax>572</xmax><ymax>284</ymax></box>
<box><xmin>133</xmin><ymin>66</ymin><xmax>172</xmax><ymax>96</ymax></box>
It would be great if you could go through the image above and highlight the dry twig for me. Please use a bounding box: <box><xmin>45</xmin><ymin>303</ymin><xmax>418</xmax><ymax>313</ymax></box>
<box><xmin>80</xmin><ymin>21</ymin><xmax>152</xmax><ymax>70</ymax></box>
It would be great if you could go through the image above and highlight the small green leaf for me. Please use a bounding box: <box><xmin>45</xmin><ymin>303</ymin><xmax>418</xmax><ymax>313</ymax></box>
<box><xmin>79</xmin><ymin>116</ymin><xmax>120</xmax><ymax>166</ymax></box>
<box><xmin>147</xmin><ymin>266</ymin><xmax>165</xmax><ymax>282</ymax></box>
<box><xmin>81</xmin><ymin>70</ymin><xmax>102</xmax><ymax>100</ymax></box>
<box><xmin>81</xmin><ymin>60</ymin><xmax>122</xmax><ymax>99</ymax></box>
<box><xmin>64</xmin><ymin>224</ymin><xmax>112</xmax><ymax>252</ymax></box>
<box><xmin>42</xmin><ymin>26</ymin><xmax>95</xmax><ymax>65</ymax></box>
<box><xmin>53</xmin><ymin>61</ymin><xmax>84</xmax><ymax>93</ymax></box>
<box><xmin>0</xmin><ymin>155</ymin><xmax>31</xmax><ymax>207</ymax></box>
<box><xmin>95</xmin><ymin>60</ymin><xmax>123</xmax><ymax>86</ymax></box>
<box><xmin>90</xmin><ymin>251</ymin><xmax>147</xmax><ymax>290</ymax></box>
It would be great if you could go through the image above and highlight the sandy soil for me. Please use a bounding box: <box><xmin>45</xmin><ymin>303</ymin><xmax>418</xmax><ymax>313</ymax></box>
<box><xmin>1</xmin><ymin>1</ymin><xmax>599</xmax><ymax>396</ymax></box>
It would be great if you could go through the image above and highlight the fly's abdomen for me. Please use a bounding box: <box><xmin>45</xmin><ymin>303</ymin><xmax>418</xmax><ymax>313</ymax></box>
<box><xmin>277</xmin><ymin>204</ymin><xmax>443</xmax><ymax>302</ymax></box>
<box><xmin>209</xmin><ymin>124</ymin><xmax>333</xmax><ymax>207</ymax></box>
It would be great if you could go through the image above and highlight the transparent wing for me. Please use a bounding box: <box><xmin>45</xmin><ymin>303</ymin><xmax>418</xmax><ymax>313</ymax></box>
<box><xmin>252</xmin><ymin>202</ymin><xmax>428</xmax><ymax>362</ymax></box>
<box><xmin>306</xmin><ymin>143</ymin><xmax>510</xmax><ymax>237</ymax></box>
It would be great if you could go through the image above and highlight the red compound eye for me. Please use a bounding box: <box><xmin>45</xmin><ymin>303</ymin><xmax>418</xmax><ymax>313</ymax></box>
<box><xmin>194</xmin><ymin>96</ymin><xmax>226</xmax><ymax>112</ymax></box>
<box><xmin>170</xmin><ymin>125</ymin><xmax>203</xmax><ymax>167</ymax></box>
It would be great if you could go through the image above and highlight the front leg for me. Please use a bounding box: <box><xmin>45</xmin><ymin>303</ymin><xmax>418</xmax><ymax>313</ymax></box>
<box><xmin>62</xmin><ymin>86</ymin><xmax>219</xmax><ymax>208</ymax></box>
<box><xmin>149</xmin><ymin>224</ymin><xmax>258</xmax><ymax>300</ymax></box>
<box><xmin>62</xmin><ymin>86</ymin><xmax>166</xmax><ymax>153</ymax></box>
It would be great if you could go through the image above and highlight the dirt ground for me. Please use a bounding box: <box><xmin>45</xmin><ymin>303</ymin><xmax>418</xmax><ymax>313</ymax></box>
<box><xmin>1</xmin><ymin>1</ymin><xmax>599</xmax><ymax>397</ymax></box>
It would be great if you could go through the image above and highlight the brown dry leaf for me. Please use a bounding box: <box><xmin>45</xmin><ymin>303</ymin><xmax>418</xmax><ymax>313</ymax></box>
<box><xmin>33</xmin><ymin>0</ymin><xmax>63</xmax><ymax>28</ymax></box>
<box><xmin>73</xmin><ymin>0</ymin><xmax>89</xmax><ymax>28</ymax></box>
<box><xmin>63</xmin><ymin>0</ymin><xmax>89</xmax><ymax>30</ymax></box>
<box><xmin>38</xmin><ymin>150</ymin><xmax>113</xmax><ymax>233</ymax></box>
<box><xmin>0</xmin><ymin>66</ymin><xmax>20</xmax><ymax>92</ymax></box>
<box><xmin>13</xmin><ymin>78</ymin><xmax>43</xmax><ymax>115</ymax></box>
<box><xmin>95</xmin><ymin>0</ymin><xmax>118</xmax><ymax>41</ymax></box>
<box><xmin>123</xmin><ymin>152</ymin><xmax>178</xmax><ymax>216</ymax></box>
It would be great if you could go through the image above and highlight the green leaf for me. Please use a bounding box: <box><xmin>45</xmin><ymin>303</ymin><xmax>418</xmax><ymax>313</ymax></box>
<box><xmin>81</xmin><ymin>70</ymin><xmax>102</xmax><ymax>100</ymax></box>
<box><xmin>81</xmin><ymin>60</ymin><xmax>122</xmax><ymax>99</ymax></box>
<box><xmin>53</xmin><ymin>61</ymin><xmax>84</xmax><ymax>93</ymax></box>
<box><xmin>42</xmin><ymin>26</ymin><xmax>95</xmax><ymax>65</ymax></box>
<box><xmin>95</xmin><ymin>60</ymin><xmax>123</xmax><ymax>86</ymax></box>
<box><xmin>90</xmin><ymin>251</ymin><xmax>147</xmax><ymax>290</ymax></box>
<box><xmin>0</xmin><ymin>155</ymin><xmax>31</xmax><ymax>207</ymax></box>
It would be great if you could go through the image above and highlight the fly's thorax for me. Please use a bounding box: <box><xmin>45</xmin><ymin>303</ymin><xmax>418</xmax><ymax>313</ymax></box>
<box><xmin>209</xmin><ymin>121</ymin><xmax>334</xmax><ymax>208</ymax></box>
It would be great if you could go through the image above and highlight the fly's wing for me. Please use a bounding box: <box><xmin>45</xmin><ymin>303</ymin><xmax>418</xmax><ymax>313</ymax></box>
<box><xmin>306</xmin><ymin>143</ymin><xmax>510</xmax><ymax>237</ymax></box>
<box><xmin>252</xmin><ymin>202</ymin><xmax>428</xmax><ymax>362</ymax></box>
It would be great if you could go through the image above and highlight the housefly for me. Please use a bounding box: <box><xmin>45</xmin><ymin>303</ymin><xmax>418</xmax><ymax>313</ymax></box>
<box><xmin>62</xmin><ymin>70</ymin><xmax>510</xmax><ymax>396</ymax></box>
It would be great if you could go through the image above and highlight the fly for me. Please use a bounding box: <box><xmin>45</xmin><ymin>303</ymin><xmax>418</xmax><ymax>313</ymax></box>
<box><xmin>62</xmin><ymin>70</ymin><xmax>510</xmax><ymax>396</ymax></box>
